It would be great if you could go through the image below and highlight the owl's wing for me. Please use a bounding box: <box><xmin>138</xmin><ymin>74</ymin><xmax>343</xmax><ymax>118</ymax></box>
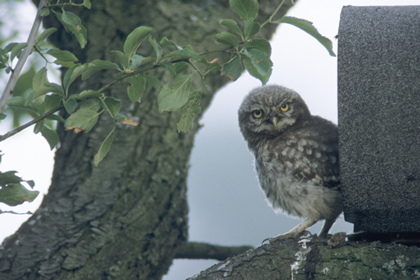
<box><xmin>278</xmin><ymin>122</ymin><xmax>340</xmax><ymax>189</ymax></box>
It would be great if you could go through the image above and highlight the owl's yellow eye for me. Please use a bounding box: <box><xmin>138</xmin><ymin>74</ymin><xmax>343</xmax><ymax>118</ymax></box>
<box><xmin>252</xmin><ymin>110</ymin><xmax>263</xmax><ymax>119</ymax></box>
<box><xmin>280</xmin><ymin>103</ymin><xmax>289</xmax><ymax>112</ymax></box>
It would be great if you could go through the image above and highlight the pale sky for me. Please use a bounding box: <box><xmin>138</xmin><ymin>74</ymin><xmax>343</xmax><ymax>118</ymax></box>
<box><xmin>0</xmin><ymin>0</ymin><xmax>418</xmax><ymax>279</ymax></box>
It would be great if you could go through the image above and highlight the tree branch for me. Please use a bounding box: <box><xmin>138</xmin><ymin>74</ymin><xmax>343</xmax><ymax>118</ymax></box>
<box><xmin>0</xmin><ymin>0</ymin><xmax>48</xmax><ymax>113</ymax></box>
<box><xmin>0</xmin><ymin>105</ymin><xmax>62</xmax><ymax>142</ymax></box>
<box><xmin>187</xmin><ymin>236</ymin><xmax>420</xmax><ymax>280</ymax></box>
<box><xmin>175</xmin><ymin>242</ymin><xmax>254</xmax><ymax>261</ymax></box>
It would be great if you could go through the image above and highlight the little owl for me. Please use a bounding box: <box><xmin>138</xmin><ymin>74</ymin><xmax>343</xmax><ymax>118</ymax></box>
<box><xmin>238</xmin><ymin>85</ymin><xmax>342</xmax><ymax>242</ymax></box>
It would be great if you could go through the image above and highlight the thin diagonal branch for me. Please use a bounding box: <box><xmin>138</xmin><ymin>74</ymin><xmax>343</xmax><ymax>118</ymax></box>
<box><xmin>0</xmin><ymin>0</ymin><xmax>48</xmax><ymax>113</ymax></box>
<box><xmin>0</xmin><ymin>105</ymin><xmax>62</xmax><ymax>142</ymax></box>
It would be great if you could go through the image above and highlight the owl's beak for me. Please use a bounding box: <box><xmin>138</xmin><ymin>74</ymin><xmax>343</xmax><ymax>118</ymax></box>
<box><xmin>271</xmin><ymin>116</ymin><xmax>279</xmax><ymax>127</ymax></box>
<box><xmin>268</xmin><ymin>111</ymin><xmax>280</xmax><ymax>127</ymax></box>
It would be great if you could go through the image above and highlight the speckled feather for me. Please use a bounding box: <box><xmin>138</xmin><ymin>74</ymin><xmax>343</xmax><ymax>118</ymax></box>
<box><xmin>238</xmin><ymin>85</ymin><xmax>342</xmax><ymax>238</ymax></box>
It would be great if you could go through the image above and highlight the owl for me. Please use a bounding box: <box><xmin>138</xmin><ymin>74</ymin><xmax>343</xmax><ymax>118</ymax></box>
<box><xmin>238</xmin><ymin>85</ymin><xmax>342</xmax><ymax>242</ymax></box>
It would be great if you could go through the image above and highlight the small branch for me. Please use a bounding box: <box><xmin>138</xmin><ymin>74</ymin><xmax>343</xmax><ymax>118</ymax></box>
<box><xmin>260</xmin><ymin>0</ymin><xmax>287</xmax><ymax>28</ymax></box>
<box><xmin>175</xmin><ymin>241</ymin><xmax>254</xmax><ymax>261</ymax></box>
<box><xmin>0</xmin><ymin>105</ymin><xmax>62</xmax><ymax>142</ymax></box>
<box><xmin>0</xmin><ymin>210</ymin><xmax>33</xmax><ymax>215</ymax></box>
<box><xmin>0</xmin><ymin>0</ymin><xmax>48</xmax><ymax>113</ymax></box>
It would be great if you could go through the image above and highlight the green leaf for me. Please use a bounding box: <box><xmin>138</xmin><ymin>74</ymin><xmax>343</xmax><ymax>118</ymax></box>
<box><xmin>9</xmin><ymin>66</ymin><xmax>36</xmax><ymax>98</ymax></box>
<box><xmin>93</xmin><ymin>127</ymin><xmax>115</xmax><ymax>167</ymax></box>
<box><xmin>244</xmin><ymin>20</ymin><xmax>260</xmax><ymax>38</ymax></box>
<box><xmin>47</xmin><ymin>48</ymin><xmax>78</xmax><ymax>67</ymax></box>
<box><xmin>40</xmin><ymin>126</ymin><xmax>59</xmax><ymax>150</ymax></box>
<box><xmin>126</xmin><ymin>74</ymin><xmax>147</xmax><ymax>103</ymax></box>
<box><xmin>40</xmin><ymin>8</ymin><xmax>50</xmax><ymax>17</ymax></box>
<box><xmin>0</xmin><ymin>184</ymin><xmax>39</xmax><ymax>206</ymax></box>
<box><xmin>162</xmin><ymin>46</ymin><xmax>204</xmax><ymax>62</ymax></box>
<box><xmin>46</xmin><ymin>114</ymin><xmax>65</xmax><ymax>123</ymax></box>
<box><xmin>26</xmin><ymin>180</ymin><xmax>35</xmax><ymax>188</ymax></box>
<box><xmin>47</xmin><ymin>49</ymin><xmax>78</xmax><ymax>62</ymax></box>
<box><xmin>63</xmin><ymin>98</ymin><xmax>78</xmax><ymax>114</ymax></box>
<box><xmin>111</xmin><ymin>50</ymin><xmax>129</xmax><ymax>69</ymax></box>
<box><xmin>161</xmin><ymin>61</ymin><xmax>189</xmax><ymax>77</ymax></box>
<box><xmin>6</xmin><ymin>96</ymin><xmax>26</xmax><ymax>107</ymax></box>
<box><xmin>0</xmin><ymin>183</ymin><xmax>39</xmax><ymax>206</ymax></box>
<box><xmin>82</xmin><ymin>59</ymin><xmax>120</xmax><ymax>80</ymax></box>
<box><xmin>229</xmin><ymin>0</ymin><xmax>258</xmax><ymax>21</ymax></box>
<box><xmin>279</xmin><ymin>16</ymin><xmax>336</xmax><ymax>57</ymax></box>
<box><xmin>37</xmin><ymin>28</ymin><xmax>57</xmax><ymax>44</ymax></box>
<box><xmin>246</xmin><ymin>38</ymin><xmax>271</xmax><ymax>56</ymax></box>
<box><xmin>158</xmin><ymin>74</ymin><xmax>192</xmax><ymax>112</ymax></box>
<box><xmin>221</xmin><ymin>19</ymin><xmax>243</xmax><ymax>36</ymax></box>
<box><xmin>159</xmin><ymin>37</ymin><xmax>180</xmax><ymax>49</ymax></box>
<box><xmin>221</xmin><ymin>55</ymin><xmax>243</xmax><ymax>81</ymax></box>
<box><xmin>83</xmin><ymin>0</ymin><xmax>92</xmax><ymax>9</ymax></box>
<box><xmin>103</xmin><ymin>97</ymin><xmax>121</xmax><ymax>118</ymax></box>
<box><xmin>128</xmin><ymin>54</ymin><xmax>155</xmax><ymax>70</ymax></box>
<box><xmin>0</xmin><ymin>171</ymin><xmax>39</xmax><ymax>206</ymax></box>
<box><xmin>53</xmin><ymin>10</ymin><xmax>87</xmax><ymax>48</ymax></box>
<box><xmin>123</xmin><ymin>26</ymin><xmax>154</xmax><ymax>60</ymax></box>
<box><xmin>0</xmin><ymin>171</ymin><xmax>22</xmax><ymax>186</ymax></box>
<box><xmin>63</xmin><ymin>64</ymin><xmax>87</xmax><ymax>95</ymax></box>
<box><xmin>64</xmin><ymin>99</ymin><xmax>101</xmax><ymax>133</ymax></box>
<box><xmin>32</xmin><ymin>68</ymin><xmax>58</xmax><ymax>98</ymax></box>
<box><xmin>215</xmin><ymin>32</ymin><xmax>239</xmax><ymax>48</ymax></box>
<box><xmin>177</xmin><ymin>90</ymin><xmax>201</xmax><ymax>132</ymax></box>
<box><xmin>145</xmin><ymin>75</ymin><xmax>160</xmax><ymax>89</ymax></box>
<box><xmin>44</xmin><ymin>93</ymin><xmax>62</xmax><ymax>112</ymax></box>
<box><xmin>79</xmin><ymin>90</ymin><xmax>103</xmax><ymax>99</ymax></box>
<box><xmin>242</xmin><ymin>48</ymin><xmax>272</xmax><ymax>84</ymax></box>
<box><xmin>8</xmin><ymin>43</ymin><xmax>28</xmax><ymax>62</ymax></box>
<box><xmin>148</xmin><ymin>36</ymin><xmax>162</xmax><ymax>59</ymax></box>
<box><xmin>34</xmin><ymin>120</ymin><xmax>44</xmax><ymax>134</ymax></box>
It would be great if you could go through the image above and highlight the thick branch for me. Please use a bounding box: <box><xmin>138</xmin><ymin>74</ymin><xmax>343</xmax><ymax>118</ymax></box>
<box><xmin>175</xmin><ymin>242</ymin><xmax>253</xmax><ymax>261</ymax></box>
<box><xmin>188</xmin><ymin>237</ymin><xmax>420</xmax><ymax>280</ymax></box>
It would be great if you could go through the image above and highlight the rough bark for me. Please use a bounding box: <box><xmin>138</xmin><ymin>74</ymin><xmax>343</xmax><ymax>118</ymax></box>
<box><xmin>0</xmin><ymin>1</ymin><xmax>294</xmax><ymax>279</ymax></box>
<box><xmin>189</xmin><ymin>236</ymin><xmax>420</xmax><ymax>280</ymax></box>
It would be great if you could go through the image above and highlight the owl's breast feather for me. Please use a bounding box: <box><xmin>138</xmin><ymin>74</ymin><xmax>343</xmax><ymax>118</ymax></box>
<box><xmin>254</xmin><ymin>148</ymin><xmax>342</xmax><ymax>221</ymax></box>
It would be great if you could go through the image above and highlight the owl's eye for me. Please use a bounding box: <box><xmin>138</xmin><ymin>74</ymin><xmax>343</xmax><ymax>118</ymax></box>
<box><xmin>280</xmin><ymin>103</ymin><xmax>290</xmax><ymax>112</ymax></box>
<box><xmin>252</xmin><ymin>110</ymin><xmax>263</xmax><ymax>119</ymax></box>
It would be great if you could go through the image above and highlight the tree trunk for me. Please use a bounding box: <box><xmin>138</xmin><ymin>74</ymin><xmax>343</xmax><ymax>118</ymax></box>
<box><xmin>0</xmin><ymin>1</ymin><xmax>294</xmax><ymax>279</ymax></box>
<box><xmin>189</xmin><ymin>236</ymin><xmax>420</xmax><ymax>280</ymax></box>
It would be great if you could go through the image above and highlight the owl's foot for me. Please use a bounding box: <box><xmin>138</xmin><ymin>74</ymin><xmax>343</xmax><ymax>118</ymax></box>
<box><xmin>263</xmin><ymin>230</ymin><xmax>311</xmax><ymax>244</ymax></box>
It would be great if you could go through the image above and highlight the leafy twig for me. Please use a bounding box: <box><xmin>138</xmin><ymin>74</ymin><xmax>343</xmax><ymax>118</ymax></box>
<box><xmin>0</xmin><ymin>0</ymin><xmax>48</xmax><ymax>113</ymax></box>
<box><xmin>260</xmin><ymin>0</ymin><xmax>287</xmax><ymax>28</ymax></box>
<box><xmin>0</xmin><ymin>105</ymin><xmax>62</xmax><ymax>142</ymax></box>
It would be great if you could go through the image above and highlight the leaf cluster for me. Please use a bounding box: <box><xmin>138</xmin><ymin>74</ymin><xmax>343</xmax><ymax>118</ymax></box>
<box><xmin>0</xmin><ymin>0</ymin><xmax>336</xmax><ymax>209</ymax></box>
<box><xmin>0</xmin><ymin>153</ymin><xmax>39</xmax><ymax>206</ymax></box>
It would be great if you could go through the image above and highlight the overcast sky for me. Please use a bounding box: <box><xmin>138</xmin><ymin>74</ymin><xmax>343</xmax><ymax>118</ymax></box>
<box><xmin>0</xmin><ymin>0</ymin><xmax>418</xmax><ymax>279</ymax></box>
